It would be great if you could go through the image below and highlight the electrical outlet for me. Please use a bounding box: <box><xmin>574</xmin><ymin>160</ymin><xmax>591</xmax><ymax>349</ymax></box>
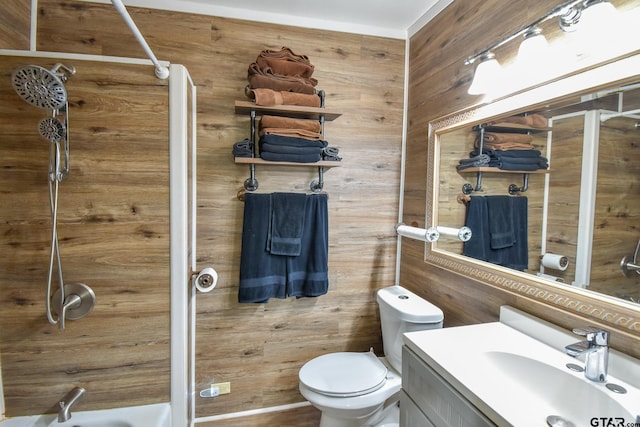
<box><xmin>211</xmin><ymin>382</ymin><xmax>231</xmax><ymax>395</ymax></box>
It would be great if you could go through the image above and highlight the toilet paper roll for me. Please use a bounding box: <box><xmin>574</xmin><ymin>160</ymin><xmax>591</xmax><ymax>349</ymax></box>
<box><xmin>541</xmin><ymin>253</ymin><xmax>569</xmax><ymax>271</ymax></box>
<box><xmin>195</xmin><ymin>267</ymin><xmax>218</xmax><ymax>293</ymax></box>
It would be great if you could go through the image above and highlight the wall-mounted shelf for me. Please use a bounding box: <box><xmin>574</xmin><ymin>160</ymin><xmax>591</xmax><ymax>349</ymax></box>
<box><xmin>234</xmin><ymin>101</ymin><xmax>342</xmax><ymax>121</ymax></box>
<box><xmin>234</xmin><ymin>157</ymin><xmax>342</xmax><ymax>168</ymax></box>
<box><xmin>458</xmin><ymin>167</ymin><xmax>550</xmax><ymax>175</ymax></box>
<box><xmin>234</xmin><ymin>98</ymin><xmax>342</xmax><ymax>193</ymax></box>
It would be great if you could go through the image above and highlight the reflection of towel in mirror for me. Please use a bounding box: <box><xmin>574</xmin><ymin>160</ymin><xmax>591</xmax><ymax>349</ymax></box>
<box><xmin>490</xmin><ymin>113</ymin><xmax>548</xmax><ymax>128</ymax></box>
<box><xmin>463</xmin><ymin>195</ymin><xmax>528</xmax><ymax>271</ymax></box>
<box><xmin>486</xmin><ymin>196</ymin><xmax>514</xmax><ymax>249</ymax></box>
<box><xmin>456</xmin><ymin>154</ymin><xmax>490</xmax><ymax>170</ymax></box>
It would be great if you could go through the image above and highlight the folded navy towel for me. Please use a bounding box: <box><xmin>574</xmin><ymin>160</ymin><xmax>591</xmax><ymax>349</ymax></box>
<box><xmin>488</xmin><ymin>158</ymin><xmax>548</xmax><ymax>170</ymax></box>
<box><xmin>269</xmin><ymin>193</ymin><xmax>307</xmax><ymax>256</ymax></box>
<box><xmin>457</xmin><ymin>154</ymin><xmax>490</xmax><ymax>170</ymax></box>
<box><xmin>322</xmin><ymin>146</ymin><xmax>342</xmax><ymax>161</ymax></box>
<box><xmin>470</xmin><ymin>149</ymin><xmax>542</xmax><ymax>158</ymax></box>
<box><xmin>261</xmin><ymin>151</ymin><xmax>322</xmax><ymax>163</ymax></box>
<box><xmin>260</xmin><ymin>142</ymin><xmax>323</xmax><ymax>156</ymax></box>
<box><xmin>232</xmin><ymin>138</ymin><xmax>254</xmax><ymax>158</ymax></box>
<box><xmin>260</xmin><ymin>134</ymin><xmax>328</xmax><ymax>148</ymax></box>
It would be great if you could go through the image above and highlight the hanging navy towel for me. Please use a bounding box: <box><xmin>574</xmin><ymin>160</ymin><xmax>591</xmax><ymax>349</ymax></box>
<box><xmin>486</xmin><ymin>195</ymin><xmax>515</xmax><ymax>249</ymax></box>
<box><xmin>463</xmin><ymin>195</ymin><xmax>528</xmax><ymax>271</ymax></box>
<box><xmin>269</xmin><ymin>192</ymin><xmax>308</xmax><ymax>256</ymax></box>
<box><xmin>239</xmin><ymin>193</ymin><xmax>329</xmax><ymax>303</ymax></box>
<box><xmin>239</xmin><ymin>193</ymin><xmax>287</xmax><ymax>303</ymax></box>
<box><xmin>287</xmin><ymin>194</ymin><xmax>329</xmax><ymax>298</ymax></box>
<box><xmin>463</xmin><ymin>196</ymin><xmax>490</xmax><ymax>261</ymax></box>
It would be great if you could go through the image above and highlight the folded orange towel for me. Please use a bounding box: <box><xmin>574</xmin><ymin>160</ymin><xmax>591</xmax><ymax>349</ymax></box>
<box><xmin>256</xmin><ymin>47</ymin><xmax>315</xmax><ymax>78</ymax></box>
<box><xmin>491</xmin><ymin>113</ymin><xmax>548</xmax><ymax>128</ymax></box>
<box><xmin>483</xmin><ymin>133</ymin><xmax>533</xmax><ymax>144</ymax></box>
<box><xmin>249</xmin><ymin>88</ymin><xmax>321</xmax><ymax>108</ymax></box>
<box><xmin>259</xmin><ymin>128</ymin><xmax>322</xmax><ymax>140</ymax></box>
<box><xmin>260</xmin><ymin>115</ymin><xmax>322</xmax><ymax>133</ymax></box>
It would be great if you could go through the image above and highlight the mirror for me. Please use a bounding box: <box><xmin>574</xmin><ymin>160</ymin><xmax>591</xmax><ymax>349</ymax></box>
<box><xmin>426</xmin><ymin>53</ymin><xmax>640</xmax><ymax>332</ymax></box>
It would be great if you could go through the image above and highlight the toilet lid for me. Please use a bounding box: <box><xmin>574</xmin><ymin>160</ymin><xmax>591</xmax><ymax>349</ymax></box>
<box><xmin>299</xmin><ymin>351</ymin><xmax>388</xmax><ymax>397</ymax></box>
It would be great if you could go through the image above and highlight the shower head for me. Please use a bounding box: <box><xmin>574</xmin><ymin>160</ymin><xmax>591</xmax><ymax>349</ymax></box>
<box><xmin>38</xmin><ymin>117</ymin><xmax>66</xmax><ymax>143</ymax></box>
<box><xmin>11</xmin><ymin>63</ymin><xmax>75</xmax><ymax>110</ymax></box>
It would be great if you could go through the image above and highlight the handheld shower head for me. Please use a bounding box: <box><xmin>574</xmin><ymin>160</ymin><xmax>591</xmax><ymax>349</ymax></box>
<box><xmin>38</xmin><ymin>117</ymin><xmax>66</xmax><ymax>143</ymax></box>
<box><xmin>11</xmin><ymin>64</ymin><xmax>74</xmax><ymax>110</ymax></box>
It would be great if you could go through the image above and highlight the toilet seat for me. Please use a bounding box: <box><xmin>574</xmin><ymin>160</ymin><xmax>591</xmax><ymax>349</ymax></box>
<box><xmin>299</xmin><ymin>351</ymin><xmax>388</xmax><ymax>397</ymax></box>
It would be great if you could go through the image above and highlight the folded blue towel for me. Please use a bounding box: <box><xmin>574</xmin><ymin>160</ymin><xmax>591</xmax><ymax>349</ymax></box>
<box><xmin>260</xmin><ymin>134</ymin><xmax>328</xmax><ymax>148</ymax></box>
<box><xmin>261</xmin><ymin>142</ymin><xmax>323</xmax><ymax>155</ymax></box>
<box><xmin>261</xmin><ymin>151</ymin><xmax>322</xmax><ymax>163</ymax></box>
<box><xmin>269</xmin><ymin>193</ymin><xmax>307</xmax><ymax>256</ymax></box>
<box><xmin>232</xmin><ymin>138</ymin><xmax>253</xmax><ymax>157</ymax></box>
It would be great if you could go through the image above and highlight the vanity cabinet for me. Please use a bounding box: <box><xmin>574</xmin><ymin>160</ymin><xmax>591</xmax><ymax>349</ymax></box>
<box><xmin>233</xmin><ymin>100</ymin><xmax>342</xmax><ymax>192</ymax></box>
<box><xmin>401</xmin><ymin>346</ymin><xmax>494</xmax><ymax>427</ymax></box>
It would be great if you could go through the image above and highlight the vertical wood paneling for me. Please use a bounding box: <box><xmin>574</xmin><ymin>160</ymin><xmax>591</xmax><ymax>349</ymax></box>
<box><xmin>1</xmin><ymin>0</ymin><xmax>405</xmax><ymax>422</ymax></box>
<box><xmin>0</xmin><ymin>0</ymin><xmax>31</xmax><ymax>50</ymax></box>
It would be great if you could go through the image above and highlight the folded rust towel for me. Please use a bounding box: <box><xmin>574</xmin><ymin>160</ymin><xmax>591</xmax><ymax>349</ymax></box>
<box><xmin>249</xmin><ymin>88</ymin><xmax>321</xmax><ymax>108</ymax></box>
<box><xmin>483</xmin><ymin>132</ymin><xmax>533</xmax><ymax>144</ymax></box>
<box><xmin>491</xmin><ymin>113</ymin><xmax>548</xmax><ymax>128</ymax></box>
<box><xmin>259</xmin><ymin>128</ymin><xmax>322</xmax><ymax>140</ymax></box>
<box><xmin>256</xmin><ymin>47</ymin><xmax>315</xmax><ymax>79</ymax></box>
<box><xmin>248</xmin><ymin>62</ymin><xmax>317</xmax><ymax>94</ymax></box>
<box><xmin>260</xmin><ymin>115</ymin><xmax>322</xmax><ymax>133</ymax></box>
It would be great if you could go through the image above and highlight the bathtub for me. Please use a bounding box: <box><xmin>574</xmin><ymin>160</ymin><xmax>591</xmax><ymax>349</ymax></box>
<box><xmin>0</xmin><ymin>402</ymin><xmax>170</xmax><ymax>427</ymax></box>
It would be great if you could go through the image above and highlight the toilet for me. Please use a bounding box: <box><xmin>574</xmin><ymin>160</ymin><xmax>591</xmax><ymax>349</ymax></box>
<box><xmin>298</xmin><ymin>285</ymin><xmax>443</xmax><ymax>427</ymax></box>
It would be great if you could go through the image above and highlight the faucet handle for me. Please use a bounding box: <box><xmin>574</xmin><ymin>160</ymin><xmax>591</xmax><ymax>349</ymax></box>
<box><xmin>572</xmin><ymin>326</ymin><xmax>608</xmax><ymax>346</ymax></box>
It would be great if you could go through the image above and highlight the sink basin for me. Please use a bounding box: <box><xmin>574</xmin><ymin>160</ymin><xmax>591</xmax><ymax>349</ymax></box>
<box><xmin>403</xmin><ymin>320</ymin><xmax>640</xmax><ymax>426</ymax></box>
<box><xmin>482</xmin><ymin>351</ymin><xmax>634</xmax><ymax>426</ymax></box>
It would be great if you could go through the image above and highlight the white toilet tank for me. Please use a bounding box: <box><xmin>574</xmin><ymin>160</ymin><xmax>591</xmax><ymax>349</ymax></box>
<box><xmin>376</xmin><ymin>285</ymin><xmax>443</xmax><ymax>373</ymax></box>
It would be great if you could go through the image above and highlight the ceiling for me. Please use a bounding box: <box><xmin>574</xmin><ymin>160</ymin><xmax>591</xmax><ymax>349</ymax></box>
<box><xmin>109</xmin><ymin>0</ymin><xmax>452</xmax><ymax>39</ymax></box>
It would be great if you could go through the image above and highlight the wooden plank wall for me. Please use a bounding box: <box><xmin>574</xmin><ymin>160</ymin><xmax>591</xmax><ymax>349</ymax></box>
<box><xmin>402</xmin><ymin>0</ymin><xmax>640</xmax><ymax>361</ymax></box>
<box><xmin>0</xmin><ymin>0</ymin><xmax>405</xmax><ymax>423</ymax></box>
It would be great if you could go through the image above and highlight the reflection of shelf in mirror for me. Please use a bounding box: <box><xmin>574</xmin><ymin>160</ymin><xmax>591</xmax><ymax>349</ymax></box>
<box><xmin>458</xmin><ymin>167</ymin><xmax>549</xmax><ymax>174</ymax></box>
<box><xmin>234</xmin><ymin>157</ymin><xmax>342</xmax><ymax>168</ymax></box>
<box><xmin>234</xmin><ymin>101</ymin><xmax>342</xmax><ymax>121</ymax></box>
<box><xmin>473</xmin><ymin>123</ymin><xmax>552</xmax><ymax>133</ymax></box>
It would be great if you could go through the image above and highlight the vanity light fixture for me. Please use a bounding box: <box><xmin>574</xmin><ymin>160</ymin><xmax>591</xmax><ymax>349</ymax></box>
<box><xmin>465</xmin><ymin>0</ymin><xmax>617</xmax><ymax>95</ymax></box>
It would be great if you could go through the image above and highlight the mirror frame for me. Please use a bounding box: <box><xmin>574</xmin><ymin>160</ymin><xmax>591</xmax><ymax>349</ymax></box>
<box><xmin>426</xmin><ymin>52</ymin><xmax>640</xmax><ymax>335</ymax></box>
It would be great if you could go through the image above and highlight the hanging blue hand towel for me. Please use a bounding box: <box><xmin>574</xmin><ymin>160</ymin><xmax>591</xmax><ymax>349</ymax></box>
<box><xmin>269</xmin><ymin>192</ymin><xmax>308</xmax><ymax>256</ymax></box>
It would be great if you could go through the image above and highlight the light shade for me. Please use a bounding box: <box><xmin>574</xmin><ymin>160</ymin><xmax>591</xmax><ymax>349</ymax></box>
<box><xmin>468</xmin><ymin>53</ymin><xmax>502</xmax><ymax>95</ymax></box>
<box><xmin>517</xmin><ymin>27</ymin><xmax>549</xmax><ymax>62</ymax></box>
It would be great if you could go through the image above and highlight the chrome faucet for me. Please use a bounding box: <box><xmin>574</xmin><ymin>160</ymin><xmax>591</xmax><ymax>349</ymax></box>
<box><xmin>58</xmin><ymin>386</ymin><xmax>85</xmax><ymax>422</ymax></box>
<box><xmin>564</xmin><ymin>326</ymin><xmax>608</xmax><ymax>382</ymax></box>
